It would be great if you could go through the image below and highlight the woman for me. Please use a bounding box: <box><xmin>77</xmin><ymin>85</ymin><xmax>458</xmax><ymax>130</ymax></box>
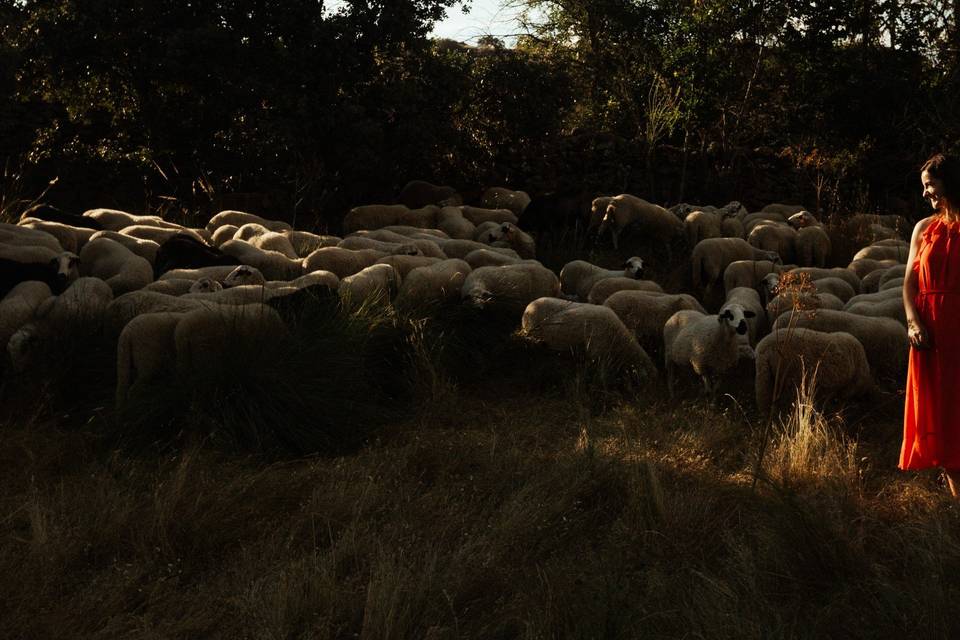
<box><xmin>901</xmin><ymin>152</ymin><xmax>960</xmax><ymax>494</ymax></box>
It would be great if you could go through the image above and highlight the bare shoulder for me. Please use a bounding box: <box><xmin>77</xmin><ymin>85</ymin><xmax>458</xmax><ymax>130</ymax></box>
<box><xmin>912</xmin><ymin>215</ymin><xmax>936</xmax><ymax>241</ymax></box>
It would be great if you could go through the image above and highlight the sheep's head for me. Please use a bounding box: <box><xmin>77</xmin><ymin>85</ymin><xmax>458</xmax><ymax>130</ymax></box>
<box><xmin>623</xmin><ymin>257</ymin><xmax>645</xmax><ymax>279</ymax></box>
<box><xmin>224</xmin><ymin>265</ymin><xmax>265</xmax><ymax>287</ymax></box>
<box><xmin>7</xmin><ymin>324</ymin><xmax>38</xmax><ymax>372</ymax></box>
<box><xmin>394</xmin><ymin>243</ymin><xmax>422</xmax><ymax>256</ymax></box>
<box><xmin>670</xmin><ymin>203</ymin><xmax>696</xmax><ymax>219</ymax></box>
<box><xmin>718</xmin><ymin>303</ymin><xmax>755</xmax><ymax>336</ymax></box>
<box><xmin>189</xmin><ymin>277</ymin><xmax>223</xmax><ymax>294</ymax></box>
<box><xmin>760</xmin><ymin>272</ymin><xmax>781</xmax><ymax>302</ymax></box>
<box><xmin>461</xmin><ymin>283</ymin><xmax>493</xmax><ymax>307</ymax></box>
<box><xmin>50</xmin><ymin>251</ymin><xmax>80</xmax><ymax>287</ymax></box>
<box><xmin>758</xmin><ymin>250</ymin><xmax>781</xmax><ymax>264</ymax></box>
<box><xmin>787</xmin><ymin>210</ymin><xmax>817</xmax><ymax>229</ymax></box>
<box><xmin>723</xmin><ymin>201</ymin><xmax>746</xmax><ymax>218</ymax></box>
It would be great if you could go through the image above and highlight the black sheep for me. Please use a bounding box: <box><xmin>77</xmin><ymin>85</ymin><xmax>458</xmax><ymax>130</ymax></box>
<box><xmin>154</xmin><ymin>234</ymin><xmax>240</xmax><ymax>278</ymax></box>
<box><xmin>20</xmin><ymin>204</ymin><xmax>104</xmax><ymax>231</ymax></box>
<box><xmin>0</xmin><ymin>250</ymin><xmax>79</xmax><ymax>298</ymax></box>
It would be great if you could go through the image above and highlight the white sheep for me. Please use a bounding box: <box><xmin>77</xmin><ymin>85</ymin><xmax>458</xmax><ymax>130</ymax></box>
<box><xmin>183</xmin><ymin>284</ymin><xmax>295</xmax><ymax>306</ymax></box>
<box><xmin>663</xmin><ymin>302</ymin><xmax>757</xmax><ymax>400</ymax></box>
<box><xmin>481</xmin><ymin>187</ymin><xmax>531</xmax><ymax>218</ymax></box>
<box><xmin>79</xmin><ymin>237</ymin><xmax>154</xmax><ymax>295</ymax></box>
<box><xmin>599</xmin><ymin>194</ymin><xmax>683</xmax><ymax>250</ymax></box>
<box><xmin>142</xmin><ymin>277</ymin><xmax>222</xmax><ymax>296</ymax></box>
<box><xmin>433</xmin><ymin>239</ymin><xmax>519</xmax><ymax>261</ymax></box>
<box><xmin>18</xmin><ymin>218</ymin><xmax>97</xmax><ymax>254</ymax></box>
<box><xmin>843</xmin><ymin>286</ymin><xmax>902</xmax><ymax>310</ymax></box>
<box><xmin>809</xmin><ymin>276</ymin><xmax>856</xmax><ymax>303</ymax></box>
<box><xmin>852</xmin><ymin>243</ymin><xmax>909</xmax><ymax>263</ymax></box>
<box><xmin>461</xmin><ymin>262</ymin><xmax>560</xmax><ymax>314</ymax></box>
<box><xmin>436</xmin><ymin>206</ymin><xmax>476</xmax><ymax>240</ymax></box>
<box><xmin>267</xmin><ymin>270</ymin><xmax>339</xmax><ymax>291</ymax></box>
<box><xmin>879</xmin><ymin>277</ymin><xmax>903</xmax><ymax>291</ymax></box>
<box><xmin>397</xmin><ymin>205</ymin><xmax>441</xmax><ymax>229</ymax></box>
<box><xmin>588</xmin><ymin>196</ymin><xmax>614</xmax><ymax>233</ymax></box>
<box><xmin>603</xmin><ymin>290</ymin><xmax>706</xmax><ymax>359</ymax></box>
<box><xmin>88</xmin><ymin>230</ymin><xmax>160</xmax><ymax>264</ymax></box>
<box><xmin>159</xmin><ymin>265</ymin><xmax>241</xmax><ymax>283</ymax></box>
<box><xmin>374</xmin><ymin>255</ymin><xmax>441</xmax><ymax>279</ymax></box>
<box><xmin>755</xmin><ymin>327</ymin><xmax>874</xmax><ymax>416</ymax></box>
<box><xmin>520</xmin><ymin>297</ymin><xmax>656</xmax><ymax>377</ymax></box>
<box><xmin>220</xmin><ymin>239</ymin><xmax>304</xmax><ymax>281</ymax></box>
<box><xmin>473</xmin><ymin>221</ymin><xmax>503</xmax><ymax>244</ymax></box>
<box><xmin>338</xmin><ymin>263</ymin><xmax>399</xmax><ymax>308</ymax></box>
<box><xmin>381</xmin><ymin>225</ymin><xmax>450</xmax><ymax>239</ymax></box>
<box><xmin>586</xmin><ymin>277</ymin><xmax>663</xmax><ymax>305</ymax></box>
<box><xmin>786</xmin><ymin>210</ymin><xmax>820</xmax><ymax>229</ymax></box>
<box><xmin>222</xmin><ymin>265</ymin><xmax>266</xmax><ymax>287</ymax></box>
<box><xmin>684</xmin><ymin>210</ymin><xmax>722</xmax><ymax>246</ymax></box>
<box><xmin>725</xmin><ymin>286</ymin><xmax>767</xmax><ymax>346</ymax></box>
<box><xmin>83</xmin><ymin>208</ymin><xmax>184</xmax><ymax>232</ymax></box>
<box><xmin>0</xmin><ymin>222</ymin><xmax>64</xmax><ymax>253</ymax></box>
<box><xmin>760</xmin><ymin>203</ymin><xmax>806</xmax><ymax>216</ymax></box>
<box><xmin>463</xmin><ymin>248</ymin><xmax>524</xmax><ymax>269</ymax></box>
<box><xmin>395</xmin><ymin>259</ymin><xmax>472</xmax><ymax>313</ymax></box>
<box><xmin>721</xmin><ymin>216</ymin><xmax>745</xmax><ymax>239</ymax></box>
<box><xmin>120</xmin><ymin>225</ymin><xmax>205</xmax><ymax>245</ymax></box>
<box><xmin>0</xmin><ymin>281</ymin><xmax>52</xmax><ymax>350</ymax></box>
<box><xmin>794</xmin><ymin>225</ymin><xmax>831</xmax><ymax>267</ymax></box>
<box><xmin>211</xmin><ymin>224</ymin><xmax>239</xmax><ymax>247</ymax></box>
<box><xmin>487</xmin><ymin>222</ymin><xmax>536</xmax><ymax>259</ymax></box>
<box><xmin>771</xmin><ymin>309</ymin><xmax>908</xmax><ymax>383</ymax></box>
<box><xmin>560</xmin><ymin>257</ymin><xmax>645</xmax><ymax>301</ymax></box>
<box><xmin>747</xmin><ymin>222</ymin><xmax>797</xmax><ymax>263</ymax></box>
<box><xmin>115</xmin><ymin>311</ymin><xmax>187</xmax><ymax>408</ymax></box>
<box><xmin>722</xmin><ymin>260</ymin><xmax>785</xmax><ymax>297</ymax></box>
<box><xmin>246</xmin><ymin>231</ymin><xmax>300</xmax><ymax>259</ymax></box>
<box><xmin>844</xmin><ymin>296</ymin><xmax>906</xmax><ymax>326</ymax></box>
<box><xmin>766</xmin><ymin>290</ymin><xmax>845</xmax><ymax>324</ymax></box>
<box><xmin>340</xmin><ymin>234</ymin><xmax>446</xmax><ymax>259</ymax></box>
<box><xmin>205</xmin><ymin>210</ymin><xmax>292</xmax><ymax>234</ymax></box>
<box><xmin>459</xmin><ymin>205</ymin><xmax>518</xmax><ymax>226</ymax></box>
<box><xmin>847</xmin><ymin>258</ymin><xmax>899</xmax><ymax>280</ymax></box>
<box><xmin>691</xmin><ymin>238</ymin><xmax>781</xmax><ymax>292</ymax></box>
<box><xmin>284</xmin><ymin>230</ymin><xmax>340</xmax><ymax>257</ymax></box>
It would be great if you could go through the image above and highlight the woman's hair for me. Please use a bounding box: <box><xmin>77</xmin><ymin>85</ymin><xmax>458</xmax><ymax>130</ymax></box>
<box><xmin>922</xmin><ymin>153</ymin><xmax>960</xmax><ymax>217</ymax></box>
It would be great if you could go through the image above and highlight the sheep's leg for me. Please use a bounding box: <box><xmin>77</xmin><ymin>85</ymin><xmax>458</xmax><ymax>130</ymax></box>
<box><xmin>666</xmin><ymin>359</ymin><xmax>677</xmax><ymax>400</ymax></box>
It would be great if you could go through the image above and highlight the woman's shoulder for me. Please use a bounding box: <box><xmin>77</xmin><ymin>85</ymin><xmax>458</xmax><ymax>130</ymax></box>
<box><xmin>913</xmin><ymin>215</ymin><xmax>938</xmax><ymax>239</ymax></box>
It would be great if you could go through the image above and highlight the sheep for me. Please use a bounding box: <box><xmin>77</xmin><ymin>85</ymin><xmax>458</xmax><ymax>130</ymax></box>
<box><xmin>355</xmin><ymin>228</ymin><xmax>429</xmax><ymax>244</ymax></box>
<box><xmin>560</xmin><ymin>257</ymin><xmax>645</xmax><ymax>301</ymax></box>
<box><xmin>765</xmin><ymin>290</ymin><xmax>845</xmax><ymax>325</ymax></box>
<box><xmin>0</xmin><ymin>222</ymin><xmax>64</xmax><ymax>253</ymax></box>
<box><xmin>381</xmin><ymin>226</ymin><xmax>449</xmax><ymax>239</ymax></box>
<box><xmin>723</xmin><ymin>260</ymin><xmax>785</xmax><ymax>297</ymax></box>
<box><xmin>747</xmin><ymin>222</ymin><xmax>797</xmax><ymax>263</ymax></box>
<box><xmin>743</xmin><ymin>212</ymin><xmax>787</xmax><ymax>233</ymax></box>
<box><xmin>861</xmin><ymin>263</ymin><xmax>903</xmax><ymax>293</ymax></box>
<box><xmin>520</xmin><ymin>297</ymin><xmax>657</xmax><ymax>377</ymax></box>
<box><xmin>431</xmin><ymin>239</ymin><xmax>518</xmax><ymax>261</ymax></box>
<box><xmin>205</xmin><ymin>210</ymin><xmax>292</xmax><ymax>234</ymax></box>
<box><xmin>220</xmin><ymin>239</ymin><xmax>304</xmax><ymax>281</ymax></box>
<box><xmin>338</xmin><ymin>263</ymin><xmax>399</xmax><ymax>308</ymax></box>
<box><xmin>78</xmin><ymin>237</ymin><xmax>154</xmax><ymax>295</ymax></box>
<box><xmin>18</xmin><ymin>218</ymin><xmax>97</xmax><ymax>254</ymax></box>
<box><xmin>879</xmin><ymin>277</ymin><xmax>904</xmax><ymax>291</ymax></box>
<box><xmin>663</xmin><ymin>302</ymin><xmax>757</xmax><ymax>400</ymax></box>
<box><xmin>843</xmin><ymin>286</ymin><xmax>903</xmax><ymax>309</ymax></box>
<box><xmin>212</xmin><ymin>224</ymin><xmax>239</xmax><ymax>247</ymax></box>
<box><xmin>0</xmin><ymin>244</ymin><xmax>79</xmax><ymax>297</ymax></box>
<box><xmin>302</xmin><ymin>247</ymin><xmax>391</xmax><ymax>279</ymax></box>
<box><xmin>436</xmin><ymin>206</ymin><xmax>476</xmax><ymax>240</ymax></box>
<box><xmin>83</xmin><ymin>208</ymin><xmax>185</xmax><ymax>232</ymax></box>
<box><xmin>760</xmin><ymin>203</ymin><xmax>805</xmax><ymax>216</ymax></box>
<box><xmin>481</xmin><ymin>187</ymin><xmax>531</xmax><ymax>218</ymax></box>
<box><xmin>786</xmin><ymin>210</ymin><xmax>820</xmax><ymax>229</ymax></box>
<box><xmin>461</xmin><ymin>263</ymin><xmax>560</xmax><ymax>314</ymax></box>
<box><xmin>267</xmin><ymin>270</ymin><xmax>339</xmax><ymax>291</ymax></box>
<box><xmin>853</xmin><ymin>243</ymin><xmax>909</xmax><ymax>263</ymax></box>
<box><xmin>599</xmin><ymin>194</ymin><xmax>683</xmax><ymax>250</ymax></box>
<box><xmin>88</xmin><ymin>230</ymin><xmax>160</xmax><ymax>264</ymax></box>
<box><xmin>105</xmin><ymin>290</ymin><xmax>212</xmax><ymax>332</ymax></box>
<box><xmin>586</xmin><ymin>277</ymin><xmax>663</xmax><ymax>305</ymax></box>
<box><xmin>173</xmin><ymin>303</ymin><xmax>288</xmax><ymax>380</ymax></box>
<box><xmin>487</xmin><ymin>222</ymin><xmax>536</xmax><ymax>259</ymax></box>
<box><xmin>771</xmin><ymin>309</ymin><xmax>908</xmax><ymax>383</ymax></box>
<box><xmin>844</xmin><ymin>297</ymin><xmax>906</xmax><ymax>326</ymax></box>
<box><xmin>19</xmin><ymin>203</ymin><xmax>103</xmax><ymax>230</ymax></box>
<box><xmin>115</xmin><ymin>311</ymin><xmax>187</xmax><ymax>409</ymax></box>
<box><xmin>232</xmin><ymin>223</ymin><xmax>272</xmax><ymax>241</ymax></box>
<box><xmin>396</xmin><ymin>205</ymin><xmax>441</xmax><ymax>229</ymax></box>
<box><xmin>284</xmin><ymin>230</ymin><xmax>340</xmax><ymax>257</ymax></box>
<box><xmin>341</xmin><ymin>205</ymin><xmax>408</xmax><ymax>234</ymax></box>
<box><xmin>808</xmin><ymin>276</ymin><xmax>856</xmax><ymax>303</ymax></box>
<box><xmin>0</xmin><ymin>281</ymin><xmax>52</xmax><ymax>350</ymax></box>
<box><xmin>394</xmin><ymin>259</ymin><xmax>472</xmax><ymax>313</ymax></box>
<box><xmin>684</xmin><ymin>210</ymin><xmax>722</xmax><ymax>246</ymax></box>
<box><xmin>153</xmin><ymin>234</ymin><xmax>240</xmax><ymax>278</ymax></box>
<box><xmin>375</xmin><ymin>255</ymin><xmax>441</xmax><ymax>279</ymax></box>
<box><xmin>787</xmin><ymin>267</ymin><xmax>861</xmax><ymax>294</ymax></box>
<box><xmin>691</xmin><ymin>238</ymin><xmax>781</xmax><ymax>293</ymax></box>
<box><xmin>847</xmin><ymin>213</ymin><xmax>909</xmax><ymax>233</ymax></box>
<box><xmin>588</xmin><ymin>196</ymin><xmax>614</xmax><ymax>233</ymax></box>
<box><xmin>463</xmin><ymin>248</ymin><xmax>524</xmax><ymax>269</ymax></box>
<box><xmin>159</xmin><ymin>265</ymin><xmax>243</xmax><ymax>283</ymax></box>
<box><xmin>183</xmin><ymin>284</ymin><xmax>296</xmax><ymax>306</ymax></box>
<box><xmin>725</xmin><ymin>287</ymin><xmax>767</xmax><ymax>346</ymax></box>
<box><xmin>459</xmin><ymin>206</ymin><xmax>518</xmax><ymax>226</ymax></box>
<box><xmin>339</xmin><ymin>235</ymin><xmax>446</xmax><ymax>259</ymax></box>
<box><xmin>399</xmin><ymin>180</ymin><xmax>462</xmax><ymax>208</ymax></box>
<box><xmin>847</xmin><ymin>258</ymin><xmax>899</xmax><ymax>280</ymax></box>
<box><xmin>755</xmin><ymin>328</ymin><xmax>874</xmax><ymax>416</ymax></box>
<box><xmin>142</xmin><ymin>277</ymin><xmax>222</xmax><ymax>296</ymax></box>
<box><xmin>223</xmin><ymin>265</ymin><xmax>267</xmax><ymax>288</ymax></box>
<box><xmin>473</xmin><ymin>221</ymin><xmax>503</xmax><ymax>244</ymax></box>
<box><xmin>794</xmin><ymin>225</ymin><xmax>831</xmax><ymax>267</ymax></box>
<box><xmin>603</xmin><ymin>290</ymin><xmax>706</xmax><ymax>360</ymax></box>
<box><xmin>120</xmin><ymin>224</ymin><xmax>205</xmax><ymax>246</ymax></box>
<box><xmin>245</xmin><ymin>231</ymin><xmax>300</xmax><ymax>259</ymax></box>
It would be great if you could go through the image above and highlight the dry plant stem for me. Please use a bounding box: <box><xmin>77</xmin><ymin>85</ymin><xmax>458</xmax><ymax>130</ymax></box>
<box><xmin>946</xmin><ymin>469</ymin><xmax>960</xmax><ymax>498</ymax></box>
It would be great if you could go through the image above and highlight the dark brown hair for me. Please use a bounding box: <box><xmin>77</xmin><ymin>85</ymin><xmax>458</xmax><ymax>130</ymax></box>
<box><xmin>922</xmin><ymin>153</ymin><xmax>960</xmax><ymax>216</ymax></box>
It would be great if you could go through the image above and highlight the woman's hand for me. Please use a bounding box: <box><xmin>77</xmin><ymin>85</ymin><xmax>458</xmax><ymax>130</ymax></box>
<box><xmin>908</xmin><ymin>319</ymin><xmax>930</xmax><ymax>349</ymax></box>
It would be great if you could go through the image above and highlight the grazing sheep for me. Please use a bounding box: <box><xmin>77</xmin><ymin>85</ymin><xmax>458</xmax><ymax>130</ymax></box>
<box><xmin>459</xmin><ymin>205</ymin><xmax>518</xmax><ymax>226</ymax></box>
<box><xmin>861</xmin><ymin>263</ymin><xmax>903</xmax><ymax>293</ymax></box>
<box><xmin>338</xmin><ymin>263</ymin><xmax>399</xmax><ymax>308</ymax></box>
<box><xmin>397</xmin><ymin>205</ymin><xmax>441</xmax><ymax>229</ymax></box>
<box><xmin>853</xmin><ymin>243</ymin><xmax>909</xmax><ymax>263</ymax></box>
<box><xmin>844</xmin><ymin>296</ymin><xmax>906</xmax><ymax>326</ymax></box>
<box><xmin>432</xmin><ymin>239</ymin><xmax>518</xmax><ymax>261</ymax></box>
<box><xmin>603</xmin><ymin>290</ymin><xmax>706</xmax><ymax>359</ymax></box>
<box><xmin>340</xmin><ymin>204</ymin><xmax>408</xmax><ymax>234</ymax></box>
<box><xmin>0</xmin><ymin>244</ymin><xmax>79</xmax><ymax>297</ymax></box>
<box><xmin>588</xmin><ymin>196</ymin><xmax>614</xmax><ymax>233</ymax></box>
<box><xmin>83</xmin><ymin>208</ymin><xmax>184</xmax><ymax>232</ymax></box>
<box><xmin>771</xmin><ymin>309</ymin><xmax>908</xmax><ymax>383</ymax></box>
<box><xmin>88</xmin><ymin>230</ymin><xmax>160</xmax><ymax>264</ymax></box>
<box><xmin>395</xmin><ymin>259</ymin><xmax>472</xmax><ymax>313</ymax></box>
<box><xmin>473</xmin><ymin>221</ymin><xmax>503</xmax><ymax>244</ymax></box>
<box><xmin>481</xmin><ymin>187</ymin><xmax>531</xmax><ymax>218</ymax></box>
<box><xmin>760</xmin><ymin>203</ymin><xmax>805</xmax><ymax>216</ymax></box>
<box><xmin>723</xmin><ymin>260</ymin><xmax>785</xmax><ymax>297</ymax></box>
<box><xmin>18</xmin><ymin>218</ymin><xmax>97</xmax><ymax>254</ymax></box>
<box><xmin>183</xmin><ymin>284</ymin><xmax>296</xmax><ymax>306</ymax></box>
<box><xmin>843</xmin><ymin>286</ymin><xmax>902</xmax><ymax>309</ymax></box>
<box><xmin>159</xmin><ymin>265</ymin><xmax>242</xmax><ymax>283</ymax></box>
<box><xmin>267</xmin><ymin>270</ymin><xmax>339</xmax><ymax>291</ymax></box>
<box><xmin>684</xmin><ymin>210</ymin><xmax>722</xmax><ymax>246</ymax></box>
<box><xmin>809</xmin><ymin>276</ymin><xmax>856</xmax><ymax>303</ymax></box>
<box><xmin>0</xmin><ymin>281</ymin><xmax>52</xmax><ymax>350</ymax></box>
<box><xmin>0</xmin><ymin>222</ymin><xmax>64</xmax><ymax>253</ymax></box>
<box><xmin>747</xmin><ymin>222</ymin><xmax>797</xmax><ymax>263</ymax></box>
<box><xmin>879</xmin><ymin>277</ymin><xmax>903</xmax><ymax>291</ymax></box>
<box><xmin>399</xmin><ymin>180</ymin><xmax>462</xmax><ymax>208</ymax></box>
<box><xmin>205</xmin><ymin>210</ymin><xmax>292</xmax><ymax>234</ymax></box>
<box><xmin>847</xmin><ymin>258</ymin><xmax>899</xmax><ymax>280</ymax></box>
<box><xmin>284</xmin><ymin>230</ymin><xmax>340</xmax><ymax>257</ymax></box>
<box><xmin>120</xmin><ymin>224</ymin><xmax>204</xmax><ymax>245</ymax></box>
<box><xmin>143</xmin><ymin>277</ymin><xmax>220</xmax><ymax>296</ymax></box>
<box><xmin>19</xmin><ymin>203</ymin><xmax>103</xmax><ymax>230</ymax></box>
<box><xmin>211</xmin><ymin>224</ymin><xmax>239</xmax><ymax>247</ymax></box>
<box><xmin>520</xmin><ymin>297</ymin><xmax>656</xmax><ymax>377</ymax></box>
<box><xmin>586</xmin><ymin>277</ymin><xmax>663</xmax><ymax>305</ymax></box>
<box><xmin>766</xmin><ymin>290</ymin><xmax>845</xmax><ymax>324</ymax></box>
<box><xmin>743</xmin><ymin>212</ymin><xmax>788</xmax><ymax>233</ymax></box>
<box><xmin>437</xmin><ymin>206</ymin><xmax>476</xmax><ymax>240</ymax></box>
<box><xmin>599</xmin><ymin>194</ymin><xmax>683</xmax><ymax>250</ymax></box>
<box><xmin>115</xmin><ymin>311</ymin><xmax>187</xmax><ymax>408</ymax></box>
<box><xmin>301</xmin><ymin>247</ymin><xmax>391</xmax><ymax>279</ymax></box>
<box><xmin>663</xmin><ymin>302</ymin><xmax>757</xmax><ymax>400</ymax></box>
<box><xmin>721</xmin><ymin>216</ymin><xmax>745</xmax><ymax>239</ymax></box>
<box><xmin>463</xmin><ymin>248</ymin><xmax>524</xmax><ymax>269</ymax></box>
<box><xmin>233</xmin><ymin>222</ymin><xmax>272</xmax><ymax>241</ymax></box>
<box><xmin>560</xmin><ymin>257</ymin><xmax>645</xmax><ymax>301</ymax></box>
<box><xmin>755</xmin><ymin>328</ymin><xmax>874</xmax><ymax>415</ymax></box>
<box><xmin>105</xmin><ymin>290</ymin><xmax>211</xmax><ymax>332</ymax></box>
<box><xmin>220</xmin><ymin>239</ymin><xmax>304</xmax><ymax>281</ymax></box>
<box><xmin>786</xmin><ymin>210</ymin><xmax>820</xmax><ymax>229</ymax></box>
<box><xmin>246</xmin><ymin>231</ymin><xmax>300</xmax><ymax>259</ymax></box>
<box><xmin>339</xmin><ymin>235</ymin><xmax>446</xmax><ymax>259</ymax></box>
<box><xmin>222</xmin><ymin>265</ymin><xmax>267</xmax><ymax>288</ymax></box>
<box><xmin>487</xmin><ymin>222</ymin><xmax>536</xmax><ymax>259</ymax></box>
<box><xmin>794</xmin><ymin>225</ymin><xmax>831</xmax><ymax>267</ymax></box>
<box><xmin>788</xmin><ymin>267</ymin><xmax>861</xmax><ymax>294</ymax></box>
<box><xmin>461</xmin><ymin>263</ymin><xmax>560</xmax><ymax>314</ymax></box>
<box><xmin>692</xmin><ymin>238</ymin><xmax>781</xmax><ymax>292</ymax></box>
<box><xmin>381</xmin><ymin>226</ymin><xmax>450</xmax><ymax>239</ymax></box>
<box><xmin>79</xmin><ymin>237</ymin><xmax>154</xmax><ymax>295</ymax></box>
<box><xmin>375</xmin><ymin>255</ymin><xmax>441</xmax><ymax>279</ymax></box>
<box><xmin>154</xmin><ymin>234</ymin><xmax>240</xmax><ymax>277</ymax></box>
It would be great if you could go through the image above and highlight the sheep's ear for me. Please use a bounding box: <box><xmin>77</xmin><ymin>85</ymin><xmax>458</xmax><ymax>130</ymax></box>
<box><xmin>744</xmin><ymin>310</ymin><xmax>756</xmax><ymax>318</ymax></box>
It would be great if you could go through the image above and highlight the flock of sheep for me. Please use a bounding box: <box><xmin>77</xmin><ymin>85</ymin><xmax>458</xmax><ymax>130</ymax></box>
<box><xmin>0</xmin><ymin>178</ymin><xmax>912</xmax><ymax>417</ymax></box>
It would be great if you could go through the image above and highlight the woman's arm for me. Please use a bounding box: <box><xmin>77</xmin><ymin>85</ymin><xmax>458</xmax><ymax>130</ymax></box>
<box><xmin>904</xmin><ymin>216</ymin><xmax>933</xmax><ymax>348</ymax></box>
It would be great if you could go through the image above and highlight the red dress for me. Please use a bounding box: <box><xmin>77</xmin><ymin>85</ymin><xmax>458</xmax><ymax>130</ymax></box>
<box><xmin>901</xmin><ymin>216</ymin><xmax>960</xmax><ymax>470</ymax></box>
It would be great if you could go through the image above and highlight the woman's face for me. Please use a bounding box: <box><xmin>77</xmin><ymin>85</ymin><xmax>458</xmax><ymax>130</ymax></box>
<box><xmin>922</xmin><ymin>170</ymin><xmax>946</xmax><ymax>210</ymax></box>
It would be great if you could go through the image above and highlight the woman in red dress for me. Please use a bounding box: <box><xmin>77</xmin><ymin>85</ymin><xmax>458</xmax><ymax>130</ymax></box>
<box><xmin>901</xmin><ymin>152</ymin><xmax>960</xmax><ymax>495</ymax></box>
